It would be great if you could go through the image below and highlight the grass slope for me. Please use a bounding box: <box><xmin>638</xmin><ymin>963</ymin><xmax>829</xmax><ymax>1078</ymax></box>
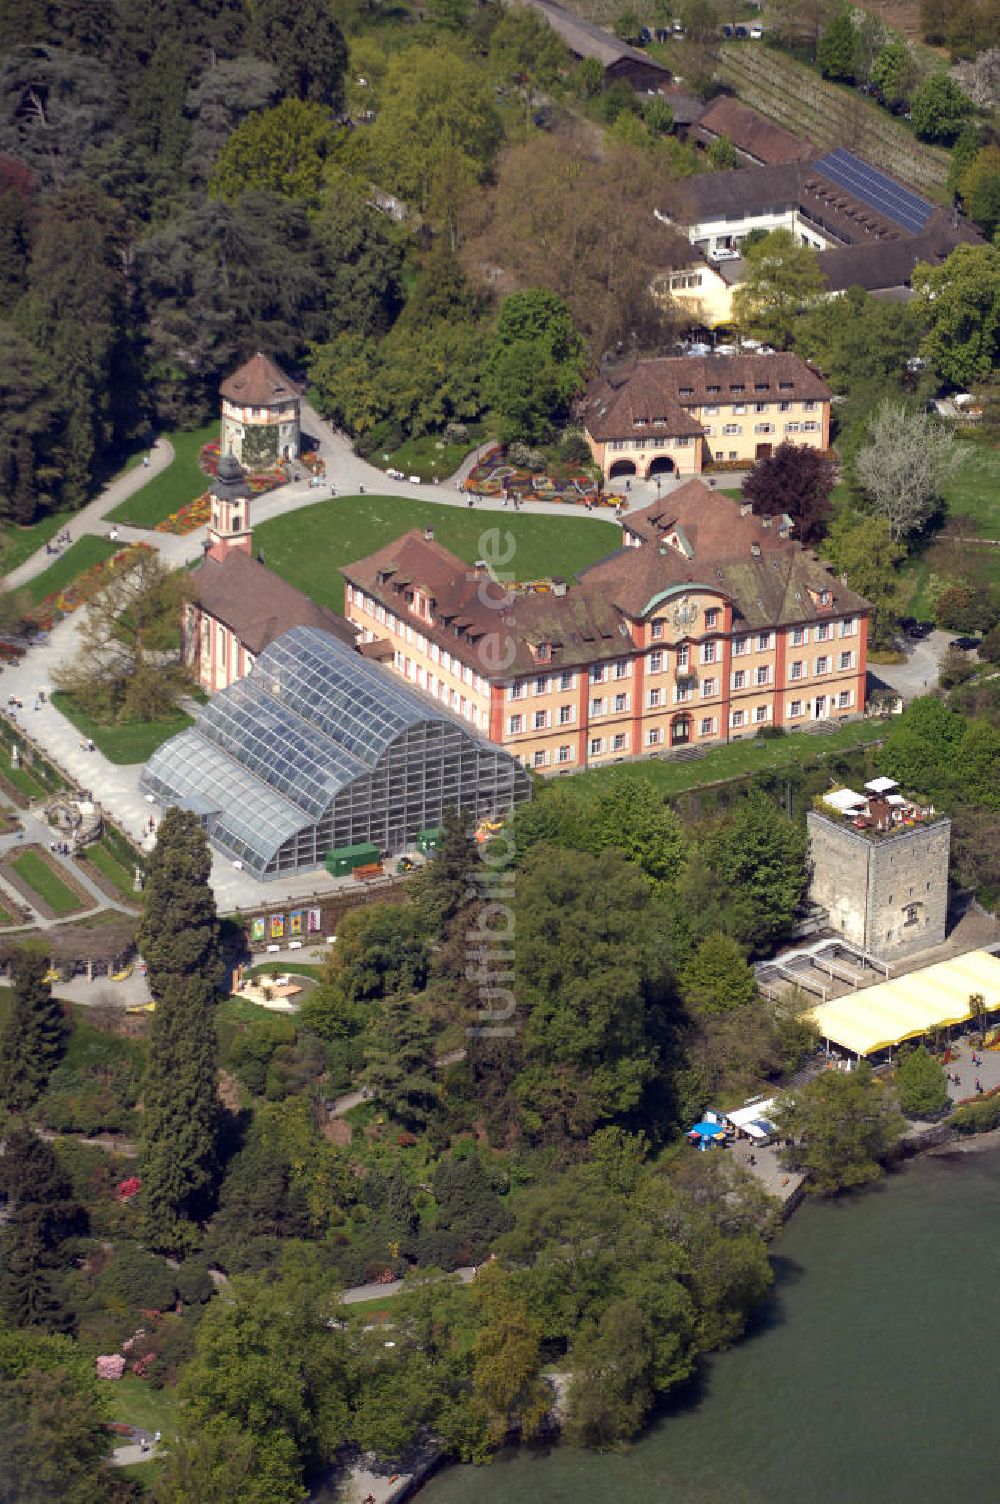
<box><xmin>51</xmin><ymin>693</ymin><xmax>193</xmax><ymax>765</ymax></box>
<box><xmin>24</xmin><ymin>538</ymin><xmax>121</xmax><ymax>609</ymax></box>
<box><xmin>568</xmin><ymin>718</ymin><xmax>883</xmax><ymax>797</ymax></box>
<box><xmin>80</xmin><ymin>838</ymin><xmax>140</xmax><ymax>899</ymax></box>
<box><xmin>254</xmin><ymin>495</ymin><xmax>621</xmax><ymax>614</ymax></box>
<box><xmin>107</xmin><ymin>423</ymin><xmax>217</xmax><ymax>529</ymax></box>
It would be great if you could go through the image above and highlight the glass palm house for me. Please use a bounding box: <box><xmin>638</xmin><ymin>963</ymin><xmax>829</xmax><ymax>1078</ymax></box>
<box><xmin>141</xmin><ymin>626</ymin><xmax>532</xmax><ymax>878</ymax></box>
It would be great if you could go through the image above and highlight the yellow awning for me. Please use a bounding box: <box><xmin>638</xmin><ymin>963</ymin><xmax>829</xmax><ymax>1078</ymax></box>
<box><xmin>809</xmin><ymin>950</ymin><xmax>1000</xmax><ymax>1056</ymax></box>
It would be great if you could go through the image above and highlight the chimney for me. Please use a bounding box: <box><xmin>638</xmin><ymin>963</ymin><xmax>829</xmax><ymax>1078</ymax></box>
<box><xmin>761</xmin><ymin>516</ymin><xmax>772</xmax><ymax>528</ymax></box>
<box><xmin>750</xmin><ymin>541</ymin><xmax>761</xmax><ymax>557</ymax></box>
<box><xmin>551</xmin><ymin>576</ymin><xmax>567</xmax><ymax>597</ymax></box>
<box><xmin>424</xmin><ymin>528</ymin><xmax>435</xmax><ymax>542</ymax></box>
<box><xmin>740</xmin><ymin>502</ymin><xmax>752</xmax><ymax>517</ymax></box>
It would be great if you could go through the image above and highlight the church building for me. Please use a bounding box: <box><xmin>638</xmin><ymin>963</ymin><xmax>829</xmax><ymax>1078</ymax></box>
<box><xmin>182</xmin><ymin>454</ymin><xmax>356</xmax><ymax>695</ymax></box>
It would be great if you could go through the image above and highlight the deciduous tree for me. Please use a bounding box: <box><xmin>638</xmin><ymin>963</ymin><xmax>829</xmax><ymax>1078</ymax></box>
<box><xmin>854</xmin><ymin>401</ymin><xmax>959</xmax><ymax>540</ymax></box>
<box><xmin>820</xmin><ymin>512</ymin><xmax>905</xmax><ymax>648</ymax></box>
<box><xmin>895</xmin><ymin>1045</ymin><xmax>948</xmax><ymax>1117</ymax></box>
<box><xmin>679</xmin><ymin>932</ymin><xmax>759</xmax><ymax>1015</ymax></box>
<box><xmin>53</xmin><ymin>550</ymin><xmax>191</xmax><ymax>724</ymax></box>
<box><xmin>732</xmin><ymin>229</ymin><xmax>825</xmax><ymax>349</ymax></box>
<box><xmin>741</xmin><ymin>441</ymin><xmax>836</xmax><ymax>544</ymax></box>
<box><xmin>469</xmin><ymin>1264</ymin><xmax>549</xmax><ymax>1447</ymax></box>
<box><xmin>209</xmin><ymin>99</ymin><xmax>340</xmax><ymax>207</ymax></box>
<box><xmin>817</xmin><ymin>7</ymin><xmax>858</xmax><ymax>80</ymax></box>
<box><xmin>773</xmin><ymin>1065</ymin><xmax>905</xmax><ymax>1193</ymax></box>
<box><xmin>913</xmin><ymin>242</ymin><xmax>1000</xmax><ymax>389</ymax></box>
<box><xmin>910</xmin><ymin>73</ymin><xmax>971</xmax><ymax>143</ymax></box>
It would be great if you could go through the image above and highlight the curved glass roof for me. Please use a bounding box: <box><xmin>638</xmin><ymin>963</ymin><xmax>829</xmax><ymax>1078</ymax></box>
<box><xmin>140</xmin><ymin>626</ymin><xmax>520</xmax><ymax>875</ymax></box>
<box><xmin>143</xmin><ymin>728</ymin><xmax>308</xmax><ymax>865</ymax></box>
<box><xmin>197</xmin><ymin>674</ymin><xmax>365</xmax><ymax>820</ymax></box>
<box><xmin>254</xmin><ymin>626</ymin><xmax>430</xmax><ymax>766</ymax></box>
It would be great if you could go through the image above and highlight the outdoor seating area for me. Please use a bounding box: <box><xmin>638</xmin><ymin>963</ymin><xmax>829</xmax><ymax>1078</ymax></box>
<box><xmin>820</xmin><ymin>777</ymin><xmax>939</xmax><ymax>836</ymax></box>
<box><xmin>809</xmin><ymin>949</ymin><xmax>1000</xmax><ymax>1058</ymax></box>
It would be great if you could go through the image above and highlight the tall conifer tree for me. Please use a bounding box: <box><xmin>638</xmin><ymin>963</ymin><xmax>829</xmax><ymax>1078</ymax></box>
<box><xmin>137</xmin><ymin>808</ymin><xmax>221</xmax><ymax>1250</ymax></box>
<box><xmin>0</xmin><ymin>950</ymin><xmax>67</xmax><ymax>1111</ymax></box>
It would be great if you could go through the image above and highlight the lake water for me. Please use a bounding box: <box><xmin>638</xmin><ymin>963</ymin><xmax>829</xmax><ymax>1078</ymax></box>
<box><xmin>422</xmin><ymin>1146</ymin><xmax>1000</xmax><ymax>1504</ymax></box>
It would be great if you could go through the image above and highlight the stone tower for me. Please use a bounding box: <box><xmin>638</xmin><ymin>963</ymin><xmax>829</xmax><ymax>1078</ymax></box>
<box><xmin>219</xmin><ymin>351</ymin><xmax>301</xmax><ymax>468</ymax></box>
<box><xmin>807</xmin><ymin>786</ymin><xmax>950</xmax><ymax>961</ymax></box>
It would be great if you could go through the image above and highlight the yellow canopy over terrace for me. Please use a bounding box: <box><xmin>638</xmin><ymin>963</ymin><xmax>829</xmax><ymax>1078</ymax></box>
<box><xmin>809</xmin><ymin>949</ymin><xmax>1000</xmax><ymax>1057</ymax></box>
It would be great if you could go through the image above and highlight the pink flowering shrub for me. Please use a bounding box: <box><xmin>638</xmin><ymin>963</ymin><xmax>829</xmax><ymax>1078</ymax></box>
<box><xmin>97</xmin><ymin>1354</ymin><xmax>126</xmax><ymax>1380</ymax></box>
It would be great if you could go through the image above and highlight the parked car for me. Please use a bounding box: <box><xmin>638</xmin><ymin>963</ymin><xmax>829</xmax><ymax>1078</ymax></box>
<box><xmin>907</xmin><ymin>620</ymin><xmax>934</xmax><ymax>639</ymax></box>
<box><xmin>709</xmin><ymin>246</ymin><xmax>741</xmax><ymax>262</ymax></box>
<box><xmin>749</xmin><ymin>22</ymin><xmax>763</xmax><ymax>37</ymax></box>
<box><xmin>949</xmin><ymin>636</ymin><xmax>982</xmax><ymax>651</ymax></box>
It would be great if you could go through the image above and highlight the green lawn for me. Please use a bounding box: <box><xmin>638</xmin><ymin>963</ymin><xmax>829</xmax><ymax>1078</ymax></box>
<box><xmin>52</xmin><ymin>693</ymin><xmax>193</xmax><ymax>764</ymax></box>
<box><xmin>107</xmin><ymin>423</ymin><xmax>218</xmax><ymax>529</ymax></box>
<box><xmin>109</xmin><ymin>1374</ymin><xmax>180</xmax><ymax>1439</ymax></box>
<box><xmin>254</xmin><ymin>495</ymin><xmax>621</xmax><ymax>614</ymax></box>
<box><xmin>374</xmin><ymin>430</ymin><xmax>485</xmax><ymax>482</ymax></box>
<box><xmin>10</xmin><ymin>850</ymin><xmax>85</xmax><ymax>915</ymax></box>
<box><xmin>24</xmin><ymin>537</ymin><xmax>121</xmax><ymax>609</ymax></box>
<box><xmin>567</xmin><ymin>718</ymin><xmax>884</xmax><ymax>798</ymax></box>
<box><xmin>80</xmin><ymin>838</ymin><xmax>141</xmax><ymax>900</ymax></box>
<box><xmin>941</xmin><ymin>443</ymin><xmax>1000</xmax><ymax>539</ymax></box>
<box><xmin>0</xmin><ymin>900</ymin><xmax>15</xmax><ymax>926</ymax></box>
<box><xmin>0</xmin><ymin>512</ymin><xmax>76</xmax><ymax>576</ymax></box>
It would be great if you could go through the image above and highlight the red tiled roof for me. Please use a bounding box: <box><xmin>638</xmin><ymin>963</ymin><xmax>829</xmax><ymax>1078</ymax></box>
<box><xmin>695</xmin><ymin>97</ymin><xmax>813</xmax><ymax>165</ymax></box>
<box><xmin>219</xmin><ymin>352</ymin><xmax>301</xmax><ymax>407</ymax></box>
<box><xmin>192</xmin><ymin>550</ymin><xmax>357</xmax><ymax>655</ymax></box>
<box><xmin>582</xmin><ymin>353</ymin><xmax>829</xmax><ymax>442</ymax></box>
<box><xmin>342</xmin><ymin>491</ymin><xmax>869</xmax><ymax>681</ymax></box>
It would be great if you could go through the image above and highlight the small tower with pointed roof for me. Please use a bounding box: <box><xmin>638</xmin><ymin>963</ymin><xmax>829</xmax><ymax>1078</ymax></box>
<box><xmin>219</xmin><ymin>351</ymin><xmax>301</xmax><ymax>468</ymax></box>
<box><xmin>206</xmin><ymin>454</ymin><xmax>253</xmax><ymax>564</ymax></box>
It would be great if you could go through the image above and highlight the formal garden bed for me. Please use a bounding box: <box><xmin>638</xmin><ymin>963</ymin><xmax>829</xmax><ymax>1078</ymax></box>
<box><xmin>24</xmin><ymin>541</ymin><xmax>155</xmax><ymax>631</ymax></box>
<box><xmin>76</xmin><ymin>837</ymin><xmax>143</xmax><ymax>906</ymax></box>
<box><xmin>2</xmin><ymin>844</ymin><xmax>93</xmax><ymax>918</ymax></box>
<box><xmin>464</xmin><ymin>443</ymin><xmax>605</xmax><ymax>506</ymax></box>
<box><xmin>152</xmin><ymin>441</ymin><xmax>289</xmax><ymax>535</ymax></box>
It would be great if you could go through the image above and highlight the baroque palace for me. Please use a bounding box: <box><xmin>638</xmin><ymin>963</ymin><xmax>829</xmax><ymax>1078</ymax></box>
<box><xmin>343</xmin><ymin>480</ymin><xmax>870</xmax><ymax>773</ymax></box>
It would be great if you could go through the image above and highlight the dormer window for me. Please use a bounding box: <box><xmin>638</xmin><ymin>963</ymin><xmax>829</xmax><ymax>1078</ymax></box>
<box><xmin>820</xmin><ymin>589</ymin><xmax>831</xmax><ymax>606</ymax></box>
<box><xmin>535</xmin><ymin>642</ymin><xmax>551</xmax><ymax>662</ymax></box>
<box><xmin>754</xmin><ymin>382</ymin><xmax>769</xmax><ymax>392</ymax></box>
<box><xmin>779</xmin><ymin>381</ymin><xmax>793</xmax><ymax>391</ymax></box>
<box><xmin>634</xmin><ymin>418</ymin><xmax>647</xmax><ymax>427</ymax></box>
<box><xmin>679</xmin><ymin>387</ymin><xmax>694</xmax><ymax>397</ymax></box>
<box><xmin>730</xmin><ymin>384</ymin><xmax>745</xmax><ymax>394</ymax></box>
<box><xmin>707</xmin><ymin>384</ymin><xmax>720</xmax><ymax>394</ymax></box>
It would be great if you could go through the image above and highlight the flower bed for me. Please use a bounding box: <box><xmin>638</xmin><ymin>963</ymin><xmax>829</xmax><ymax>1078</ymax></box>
<box><xmin>200</xmin><ymin>441</ymin><xmax>287</xmax><ymax>497</ymax></box>
<box><xmin>28</xmin><ymin>544</ymin><xmax>155</xmax><ymax>630</ymax></box>
<box><xmin>465</xmin><ymin>447</ymin><xmax>601</xmax><ymax>506</ymax></box>
<box><xmin>155</xmin><ymin>492</ymin><xmax>212</xmax><ymax>536</ymax></box>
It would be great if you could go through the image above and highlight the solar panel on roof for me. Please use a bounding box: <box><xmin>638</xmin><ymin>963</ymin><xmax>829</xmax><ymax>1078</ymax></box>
<box><xmin>813</xmin><ymin>149</ymin><xmax>932</xmax><ymax>236</ymax></box>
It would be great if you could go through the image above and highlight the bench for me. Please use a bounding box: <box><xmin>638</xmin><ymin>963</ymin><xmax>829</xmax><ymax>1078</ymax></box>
<box><xmin>288</xmin><ymin>939</ymin><xmax>303</xmax><ymax>950</ymax></box>
<box><xmin>352</xmin><ymin>862</ymin><xmax>384</xmax><ymax>881</ymax></box>
<box><xmin>266</xmin><ymin>943</ymin><xmax>280</xmax><ymax>953</ymax></box>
